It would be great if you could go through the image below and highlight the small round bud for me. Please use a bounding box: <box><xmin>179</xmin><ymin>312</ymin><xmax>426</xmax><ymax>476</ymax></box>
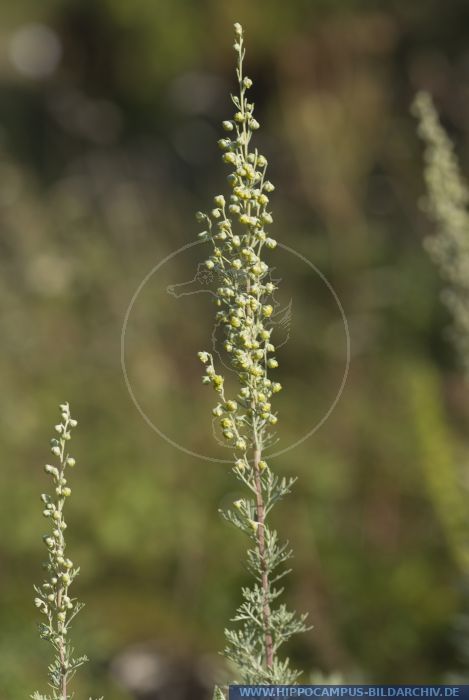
<box><xmin>234</xmin><ymin>499</ymin><xmax>243</xmax><ymax>510</ymax></box>
<box><xmin>234</xmin><ymin>22</ymin><xmax>243</xmax><ymax>36</ymax></box>
<box><xmin>235</xmin><ymin>438</ymin><xmax>246</xmax><ymax>451</ymax></box>
<box><xmin>195</xmin><ymin>211</ymin><xmax>205</xmax><ymax>223</ymax></box>
<box><xmin>205</xmin><ymin>259</ymin><xmax>215</xmax><ymax>270</ymax></box>
<box><xmin>243</xmin><ymin>77</ymin><xmax>253</xmax><ymax>89</ymax></box>
<box><xmin>55</xmin><ymin>424</ymin><xmax>63</xmax><ymax>434</ymax></box>
<box><xmin>51</xmin><ymin>446</ymin><xmax>61</xmax><ymax>457</ymax></box>
<box><xmin>249</xmin><ymin>119</ymin><xmax>260</xmax><ymax>130</ymax></box>
<box><xmin>222</xmin><ymin>120</ymin><xmax>234</xmax><ymax>131</ymax></box>
<box><xmin>225</xmin><ymin>400</ymin><xmax>237</xmax><ymax>412</ymax></box>
<box><xmin>69</xmin><ymin>419</ymin><xmax>77</xmax><ymax>428</ymax></box>
<box><xmin>223</xmin><ymin>152</ymin><xmax>237</xmax><ymax>165</ymax></box>
<box><xmin>235</xmin><ymin>458</ymin><xmax>246</xmax><ymax>471</ymax></box>
<box><xmin>214</xmin><ymin>195</ymin><xmax>225</xmax><ymax>207</ymax></box>
<box><xmin>264</xmin><ymin>181</ymin><xmax>275</xmax><ymax>193</ymax></box>
<box><xmin>66</xmin><ymin>457</ymin><xmax>75</xmax><ymax>467</ymax></box>
<box><xmin>234</xmin><ymin>112</ymin><xmax>245</xmax><ymax>123</ymax></box>
<box><xmin>267</xmin><ymin>358</ymin><xmax>278</xmax><ymax>369</ymax></box>
<box><xmin>262</xmin><ymin>305</ymin><xmax>273</xmax><ymax>318</ymax></box>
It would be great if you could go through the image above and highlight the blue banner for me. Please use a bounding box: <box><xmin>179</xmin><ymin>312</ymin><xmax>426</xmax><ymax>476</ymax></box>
<box><xmin>229</xmin><ymin>688</ymin><xmax>469</xmax><ymax>699</ymax></box>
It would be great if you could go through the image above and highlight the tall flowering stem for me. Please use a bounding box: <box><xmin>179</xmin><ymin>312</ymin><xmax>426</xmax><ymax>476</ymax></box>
<box><xmin>33</xmin><ymin>403</ymin><xmax>88</xmax><ymax>700</ymax></box>
<box><xmin>197</xmin><ymin>23</ymin><xmax>308</xmax><ymax>688</ymax></box>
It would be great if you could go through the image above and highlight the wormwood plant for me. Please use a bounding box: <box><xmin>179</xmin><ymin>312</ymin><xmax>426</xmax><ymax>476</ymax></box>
<box><xmin>413</xmin><ymin>92</ymin><xmax>469</xmax><ymax>373</ymax></box>
<box><xmin>32</xmin><ymin>403</ymin><xmax>97</xmax><ymax>700</ymax></box>
<box><xmin>195</xmin><ymin>24</ymin><xmax>308</xmax><ymax>692</ymax></box>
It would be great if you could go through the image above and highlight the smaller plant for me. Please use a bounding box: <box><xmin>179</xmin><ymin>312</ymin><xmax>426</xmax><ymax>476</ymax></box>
<box><xmin>32</xmin><ymin>402</ymin><xmax>96</xmax><ymax>700</ymax></box>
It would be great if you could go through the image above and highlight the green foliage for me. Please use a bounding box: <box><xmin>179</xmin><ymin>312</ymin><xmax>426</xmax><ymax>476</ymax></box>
<box><xmin>197</xmin><ymin>23</ymin><xmax>308</xmax><ymax>685</ymax></box>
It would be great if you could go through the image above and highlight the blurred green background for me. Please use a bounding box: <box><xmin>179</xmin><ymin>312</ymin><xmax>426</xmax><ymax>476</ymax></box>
<box><xmin>2</xmin><ymin>0</ymin><xmax>469</xmax><ymax>697</ymax></box>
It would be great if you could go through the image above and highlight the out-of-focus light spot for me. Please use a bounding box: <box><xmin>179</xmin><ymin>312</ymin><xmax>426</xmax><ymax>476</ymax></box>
<box><xmin>169</xmin><ymin>71</ymin><xmax>226</xmax><ymax>115</ymax></box>
<box><xmin>172</xmin><ymin>118</ymin><xmax>218</xmax><ymax>165</ymax></box>
<box><xmin>27</xmin><ymin>254</ymin><xmax>72</xmax><ymax>297</ymax></box>
<box><xmin>8</xmin><ymin>23</ymin><xmax>62</xmax><ymax>79</ymax></box>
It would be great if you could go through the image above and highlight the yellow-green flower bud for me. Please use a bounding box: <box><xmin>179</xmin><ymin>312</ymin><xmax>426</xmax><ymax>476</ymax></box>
<box><xmin>222</xmin><ymin>120</ymin><xmax>234</xmax><ymax>131</ymax></box>
<box><xmin>262</xmin><ymin>305</ymin><xmax>273</xmax><ymax>317</ymax></box>
<box><xmin>214</xmin><ymin>195</ymin><xmax>225</xmax><ymax>207</ymax></box>
<box><xmin>225</xmin><ymin>400</ymin><xmax>237</xmax><ymax>412</ymax></box>
<box><xmin>272</xmin><ymin>382</ymin><xmax>282</xmax><ymax>393</ymax></box>
<box><xmin>223</xmin><ymin>152</ymin><xmax>237</xmax><ymax>165</ymax></box>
